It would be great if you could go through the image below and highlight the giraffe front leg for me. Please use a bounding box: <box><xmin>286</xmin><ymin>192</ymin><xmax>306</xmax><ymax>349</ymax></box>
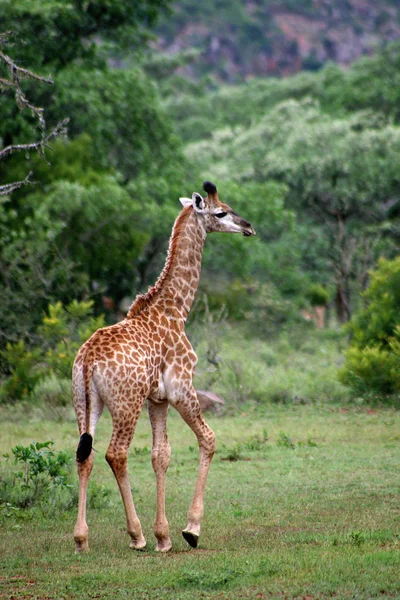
<box><xmin>148</xmin><ymin>399</ymin><xmax>172</xmax><ymax>552</ymax></box>
<box><xmin>171</xmin><ymin>388</ymin><xmax>216</xmax><ymax>548</ymax></box>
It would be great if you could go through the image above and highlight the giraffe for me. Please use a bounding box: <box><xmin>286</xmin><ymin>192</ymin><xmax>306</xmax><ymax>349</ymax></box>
<box><xmin>72</xmin><ymin>181</ymin><xmax>255</xmax><ymax>553</ymax></box>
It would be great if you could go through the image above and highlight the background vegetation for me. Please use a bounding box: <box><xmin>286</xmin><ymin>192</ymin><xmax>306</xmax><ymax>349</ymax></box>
<box><xmin>0</xmin><ymin>1</ymin><xmax>399</xmax><ymax>598</ymax></box>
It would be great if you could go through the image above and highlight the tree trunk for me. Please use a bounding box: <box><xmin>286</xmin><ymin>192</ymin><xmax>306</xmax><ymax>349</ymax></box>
<box><xmin>335</xmin><ymin>277</ymin><xmax>351</xmax><ymax>323</ymax></box>
<box><xmin>334</xmin><ymin>212</ymin><xmax>352</xmax><ymax>323</ymax></box>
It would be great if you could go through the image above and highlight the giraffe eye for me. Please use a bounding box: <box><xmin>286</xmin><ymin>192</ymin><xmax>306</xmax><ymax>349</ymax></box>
<box><xmin>215</xmin><ymin>212</ymin><xmax>227</xmax><ymax>219</ymax></box>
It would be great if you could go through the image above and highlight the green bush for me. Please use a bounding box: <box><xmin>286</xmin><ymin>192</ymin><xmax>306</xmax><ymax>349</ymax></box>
<box><xmin>0</xmin><ymin>441</ymin><xmax>73</xmax><ymax>512</ymax></box>
<box><xmin>0</xmin><ymin>341</ymin><xmax>43</xmax><ymax>402</ymax></box>
<box><xmin>340</xmin><ymin>345</ymin><xmax>400</xmax><ymax>395</ymax></box>
<box><xmin>0</xmin><ymin>300</ymin><xmax>104</xmax><ymax>403</ymax></box>
<box><xmin>340</xmin><ymin>257</ymin><xmax>400</xmax><ymax>396</ymax></box>
<box><xmin>306</xmin><ymin>284</ymin><xmax>329</xmax><ymax>307</ymax></box>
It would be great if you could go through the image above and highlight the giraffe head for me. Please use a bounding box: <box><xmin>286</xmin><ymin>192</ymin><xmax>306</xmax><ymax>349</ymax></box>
<box><xmin>180</xmin><ymin>181</ymin><xmax>255</xmax><ymax>236</ymax></box>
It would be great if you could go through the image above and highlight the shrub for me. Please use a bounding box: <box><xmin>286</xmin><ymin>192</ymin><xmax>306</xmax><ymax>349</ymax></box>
<box><xmin>0</xmin><ymin>441</ymin><xmax>73</xmax><ymax>511</ymax></box>
<box><xmin>0</xmin><ymin>300</ymin><xmax>104</xmax><ymax>403</ymax></box>
<box><xmin>306</xmin><ymin>284</ymin><xmax>330</xmax><ymax>307</ymax></box>
<box><xmin>0</xmin><ymin>341</ymin><xmax>43</xmax><ymax>403</ymax></box>
<box><xmin>340</xmin><ymin>257</ymin><xmax>400</xmax><ymax>396</ymax></box>
<box><xmin>340</xmin><ymin>339</ymin><xmax>400</xmax><ymax>395</ymax></box>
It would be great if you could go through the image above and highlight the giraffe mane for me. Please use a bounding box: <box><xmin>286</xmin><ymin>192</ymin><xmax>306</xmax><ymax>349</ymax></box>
<box><xmin>127</xmin><ymin>205</ymin><xmax>193</xmax><ymax>318</ymax></box>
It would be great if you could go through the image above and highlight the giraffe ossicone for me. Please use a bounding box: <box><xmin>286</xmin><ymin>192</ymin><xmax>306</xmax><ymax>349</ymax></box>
<box><xmin>72</xmin><ymin>181</ymin><xmax>255</xmax><ymax>553</ymax></box>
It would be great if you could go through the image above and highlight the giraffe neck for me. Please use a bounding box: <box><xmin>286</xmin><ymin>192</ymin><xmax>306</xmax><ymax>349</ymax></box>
<box><xmin>127</xmin><ymin>207</ymin><xmax>206</xmax><ymax>321</ymax></box>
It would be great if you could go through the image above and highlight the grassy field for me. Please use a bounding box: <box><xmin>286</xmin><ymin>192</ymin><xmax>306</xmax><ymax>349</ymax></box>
<box><xmin>1</xmin><ymin>399</ymin><xmax>399</xmax><ymax>599</ymax></box>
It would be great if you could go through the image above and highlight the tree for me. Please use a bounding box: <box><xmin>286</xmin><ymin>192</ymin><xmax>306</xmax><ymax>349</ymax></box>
<box><xmin>0</xmin><ymin>0</ymin><xmax>186</xmax><ymax>353</ymax></box>
<box><xmin>262</xmin><ymin>100</ymin><xmax>400</xmax><ymax>321</ymax></box>
<box><xmin>0</xmin><ymin>0</ymin><xmax>171</xmax><ymax>71</ymax></box>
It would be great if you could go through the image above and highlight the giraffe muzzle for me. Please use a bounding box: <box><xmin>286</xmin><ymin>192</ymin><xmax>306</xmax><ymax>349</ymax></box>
<box><xmin>242</xmin><ymin>222</ymin><xmax>256</xmax><ymax>236</ymax></box>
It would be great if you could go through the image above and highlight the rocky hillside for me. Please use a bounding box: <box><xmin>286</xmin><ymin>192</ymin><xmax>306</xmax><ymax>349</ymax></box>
<box><xmin>156</xmin><ymin>0</ymin><xmax>400</xmax><ymax>80</ymax></box>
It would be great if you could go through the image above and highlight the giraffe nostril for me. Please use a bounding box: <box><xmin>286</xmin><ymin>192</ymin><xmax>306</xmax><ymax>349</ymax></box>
<box><xmin>240</xmin><ymin>219</ymin><xmax>252</xmax><ymax>228</ymax></box>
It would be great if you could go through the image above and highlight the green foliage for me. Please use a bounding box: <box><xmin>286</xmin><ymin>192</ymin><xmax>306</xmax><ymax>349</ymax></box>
<box><xmin>277</xmin><ymin>431</ymin><xmax>295</xmax><ymax>449</ymax></box>
<box><xmin>7</xmin><ymin>441</ymin><xmax>70</xmax><ymax>487</ymax></box>
<box><xmin>306</xmin><ymin>284</ymin><xmax>330</xmax><ymax>307</ymax></box>
<box><xmin>39</xmin><ymin>300</ymin><xmax>105</xmax><ymax>379</ymax></box>
<box><xmin>192</xmin><ymin>323</ymin><xmax>351</xmax><ymax>410</ymax></box>
<box><xmin>340</xmin><ymin>345</ymin><xmax>400</xmax><ymax>395</ymax></box>
<box><xmin>165</xmin><ymin>42</ymin><xmax>400</xmax><ymax>143</ymax></box>
<box><xmin>220</xmin><ymin>430</ymin><xmax>269</xmax><ymax>461</ymax></box>
<box><xmin>0</xmin><ymin>0</ymin><xmax>171</xmax><ymax>71</ymax></box>
<box><xmin>0</xmin><ymin>137</ymin><xmax>151</xmax><ymax>345</ymax></box>
<box><xmin>346</xmin><ymin>257</ymin><xmax>400</xmax><ymax>350</ymax></box>
<box><xmin>0</xmin><ymin>441</ymin><xmax>72</xmax><ymax>511</ymax></box>
<box><xmin>181</xmin><ymin>94</ymin><xmax>399</xmax><ymax>320</ymax></box>
<box><xmin>0</xmin><ymin>300</ymin><xmax>104</xmax><ymax>402</ymax></box>
<box><xmin>177</xmin><ymin>565</ymin><xmax>242</xmax><ymax>589</ymax></box>
<box><xmin>0</xmin><ymin>342</ymin><xmax>43</xmax><ymax>403</ymax></box>
<box><xmin>49</xmin><ymin>66</ymin><xmax>181</xmax><ymax>180</ymax></box>
<box><xmin>340</xmin><ymin>257</ymin><xmax>400</xmax><ymax>395</ymax></box>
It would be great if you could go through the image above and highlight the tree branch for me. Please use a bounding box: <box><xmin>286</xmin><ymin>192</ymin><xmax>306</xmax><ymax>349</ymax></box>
<box><xmin>0</xmin><ymin>117</ymin><xmax>70</xmax><ymax>162</ymax></box>
<box><xmin>0</xmin><ymin>34</ymin><xmax>69</xmax><ymax>195</ymax></box>
<box><xmin>0</xmin><ymin>50</ymin><xmax>53</xmax><ymax>85</ymax></box>
<box><xmin>0</xmin><ymin>171</ymin><xmax>33</xmax><ymax>197</ymax></box>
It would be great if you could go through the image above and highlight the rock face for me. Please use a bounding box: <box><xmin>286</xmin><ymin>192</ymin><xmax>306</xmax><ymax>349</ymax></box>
<box><xmin>156</xmin><ymin>0</ymin><xmax>400</xmax><ymax>80</ymax></box>
<box><xmin>196</xmin><ymin>390</ymin><xmax>225</xmax><ymax>413</ymax></box>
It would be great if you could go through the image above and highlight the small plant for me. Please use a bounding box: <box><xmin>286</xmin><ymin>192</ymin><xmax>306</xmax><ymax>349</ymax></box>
<box><xmin>277</xmin><ymin>431</ymin><xmax>295</xmax><ymax>449</ymax></box>
<box><xmin>1</xmin><ymin>441</ymin><xmax>72</xmax><ymax>510</ymax></box>
<box><xmin>221</xmin><ymin>443</ymin><xmax>243</xmax><ymax>462</ymax></box>
<box><xmin>242</xmin><ymin>429</ymin><xmax>269</xmax><ymax>451</ymax></box>
<box><xmin>132</xmin><ymin>446</ymin><xmax>151</xmax><ymax>457</ymax></box>
<box><xmin>87</xmin><ymin>482</ymin><xmax>112</xmax><ymax>510</ymax></box>
<box><xmin>220</xmin><ymin>430</ymin><xmax>269</xmax><ymax>461</ymax></box>
<box><xmin>349</xmin><ymin>530</ymin><xmax>366</xmax><ymax>546</ymax></box>
<box><xmin>0</xmin><ymin>502</ymin><xmax>24</xmax><ymax>522</ymax></box>
<box><xmin>177</xmin><ymin>566</ymin><xmax>242</xmax><ymax>589</ymax></box>
<box><xmin>5</xmin><ymin>441</ymin><xmax>71</xmax><ymax>487</ymax></box>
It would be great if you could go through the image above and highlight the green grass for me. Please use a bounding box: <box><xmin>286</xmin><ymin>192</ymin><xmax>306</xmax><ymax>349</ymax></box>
<box><xmin>1</xmin><ymin>401</ymin><xmax>399</xmax><ymax>599</ymax></box>
<box><xmin>192</xmin><ymin>324</ymin><xmax>352</xmax><ymax>407</ymax></box>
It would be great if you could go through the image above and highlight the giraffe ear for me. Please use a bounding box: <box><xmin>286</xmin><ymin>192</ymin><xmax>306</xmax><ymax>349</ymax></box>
<box><xmin>179</xmin><ymin>197</ymin><xmax>192</xmax><ymax>207</ymax></box>
<box><xmin>192</xmin><ymin>192</ymin><xmax>206</xmax><ymax>212</ymax></box>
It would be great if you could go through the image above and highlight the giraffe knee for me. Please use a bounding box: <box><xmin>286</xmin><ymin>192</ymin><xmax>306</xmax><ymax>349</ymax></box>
<box><xmin>201</xmin><ymin>427</ymin><xmax>216</xmax><ymax>459</ymax></box>
<box><xmin>106</xmin><ymin>447</ymin><xmax>128</xmax><ymax>475</ymax></box>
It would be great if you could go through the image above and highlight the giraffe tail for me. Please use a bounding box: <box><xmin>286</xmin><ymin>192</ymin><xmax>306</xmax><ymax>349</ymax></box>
<box><xmin>77</xmin><ymin>433</ymin><xmax>92</xmax><ymax>463</ymax></box>
<box><xmin>76</xmin><ymin>359</ymin><xmax>94</xmax><ymax>463</ymax></box>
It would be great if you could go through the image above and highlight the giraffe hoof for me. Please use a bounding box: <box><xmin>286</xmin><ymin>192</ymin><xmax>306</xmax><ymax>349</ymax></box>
<box><xmin>75</xmin><ymin>538</ymin><xmax>89</xmax><ymax>553</ymax></box>
<box><xmin>129</xmin><ymin>537</ymin><xmax>147</xmax><ymax>551</ymax></box>
<box><xmin>182</xmin><ymin>530</ymin><xmax>199</xmax><ymax>548</ymax></box>
<box><xmin>155</xmin><ymin>539</ymin><xmax>172</xmax><ymax>553</ymax></box>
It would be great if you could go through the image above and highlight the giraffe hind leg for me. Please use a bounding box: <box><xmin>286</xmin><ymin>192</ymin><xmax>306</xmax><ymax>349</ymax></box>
<box><xmin>73</xmin><ymin>383</ymin><xmax>103</xmax><ymax>553</ymax></box>
<box><xmin>106</xmin><ymin>396</ymin><xmax>147</xmax><ymax>550</ymax></box>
